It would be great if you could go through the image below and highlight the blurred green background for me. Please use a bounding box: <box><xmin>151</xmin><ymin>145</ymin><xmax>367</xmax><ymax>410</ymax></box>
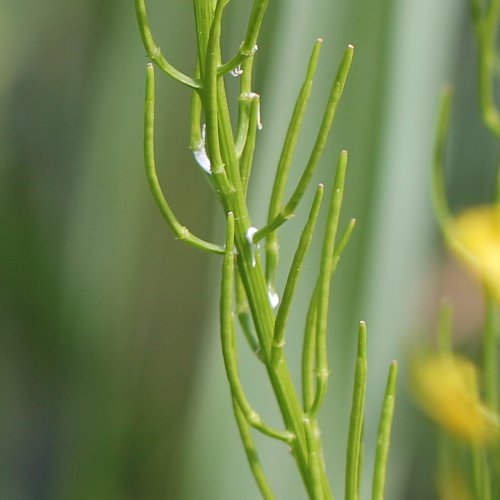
<box><xmin>2</xmin><ymin>1</ymin><xmax>494</xmax><ymax>499</ymax></box>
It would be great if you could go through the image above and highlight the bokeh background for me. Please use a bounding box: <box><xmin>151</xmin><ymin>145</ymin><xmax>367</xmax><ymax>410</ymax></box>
<box><xmin>2</xmin><ymin>1</ymin><xmax>496</xmax><ymax>498</ymax></box>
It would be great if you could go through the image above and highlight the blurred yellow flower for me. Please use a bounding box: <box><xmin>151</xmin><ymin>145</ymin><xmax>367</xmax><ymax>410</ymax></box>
<box><xmin>412</xmin><ymin>353</ymin><xmax>499</xmax><ymax>445</ymax></box>
<box><xmin>448</xmin><ymin>204</ymin><xmax>500</xmax><ymax>303</ymax></box>
<box><xmin>437</xmin><ymin>471</ymin><xmax>472</xmax><ymax>500</ymax></box>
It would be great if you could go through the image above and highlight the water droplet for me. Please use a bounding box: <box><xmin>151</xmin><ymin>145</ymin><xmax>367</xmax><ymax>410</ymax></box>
<box><xmin>193</xmin><ymin>124</ymin><xmax>211</xmax><ymax>174</ymax></box>
<box><xmin>230</xmin><ymin>65</ymin><xmax>243</xmax><ymax>77</ymax></box>
<box><xmin>267</xmin><ymin>286</ymin><xmax>279</xmax><ymax>309</ymax></box>
<box><xmin>246</xmin><ymin>227</ymin><xmax>259</xmax><ymax>267</ymax></box>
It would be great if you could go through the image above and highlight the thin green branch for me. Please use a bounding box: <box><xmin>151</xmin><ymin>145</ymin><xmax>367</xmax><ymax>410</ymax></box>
<box><xmin>345</xmin><ymin>322</ymin><xmax>367</xmax><ymax>500</ymax></box>
<box><xmin>432</xmin><ymin>87</ymin><xmax>454</xmax><ymax>238</ymax></box>
<box><xmin>143</xmin><ymin>64</ymin><xmax>223</xmax><ymax>254</ymax></box>
<box><xmin>372</xmin><ymin>361</ymin><xmax>398</xmax><ymax>500</ymax></box>
<box><xmin>304</xmin><ymin>417</ymin><xmax>324</xmax><ymax>500</ymax></box>
<box><xmin>203</xmin><ymin>0</ymin><xmax>234</xmax><ymax>196</ymax></box>
<box><xmin>235</xmin><ymin>56</ymin><xmax>257</xmax><ymax>157</ymax></box>
<box><xmin>135</xmin><ymin>0</ymin><xmax>200</xmax><ymax>89</ymax></box>
<box><xmin>272</xmin><ymin>184</ymin><xmax>324</xmax><ymax>366</ymax></box>
<box><xmin>302</xmin><ymin>217</ymin><xmax>355</xmax><ymax>411</ymax></box>
<box><xmin>469</xmin><ymin>0</ymin><xmax>500</xmax><ymax>137</ymax></box>
<box><xmin>302</xmin><ymin>287</ymin><xmax>318</xmax><ymax>411</ymax></box>
<box><xmin>240</xmin><ymin>95</ymin><xmax>260</xmax><ymax>193</ymax></box>
<box><xmin>218</xmin><ymin>0</ymin><xmax>269</xmax><ymax>76</ymax></box>
<box><xmin>221</xmin><ymin>213</ymin><xmax>294</xmax><ymax>444</ymax></box>
<box><xmin>254</xmin><ymin>44</ymin><xmax>354</xmax><ymax>243</ymax></box>
<box><xmin>308</xmin><ymin>150</ymin><xmax>348</xmax><ymax>417</ymax></box>
<box><xmin>232</xmin><ymin>397</ymin><xmax>275</xmax><ymax>500</ymax></box>
<box><xmin>263</xmin><ymin>39</ymin><xmax>323</xmax><ymax>286</ymax></box>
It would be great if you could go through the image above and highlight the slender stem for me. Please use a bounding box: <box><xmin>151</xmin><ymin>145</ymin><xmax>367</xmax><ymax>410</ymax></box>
<box><xmin>143</xmin><ymin>64</ymin><xmax>223</xmax><ymax>254</ymax></box>
<box><xmin>309</xmin><ymin>151</ymin><xmax>348</xmax><ymax>417</ymax></box>
<box><xmin>304</xmin><ymin>417</ymin><xmax>324</xmax><ymax>500</ymax></box>
<box><xmin>221</xmin><ymin>212</ymin><xmax>294</xmax><ymax>443</ymax></box>
<box><xmin>232</xmin><ymin>397</ymin><xmax>276</xmax><ymax>500</ymax></box>
<box><xmin>472</xmin><ymin>0</ymin><xmax>500</xmax><ymax>138</ymax></box>
<box><xmin>431</xmin><ymin>86</ymin><xmax>453</xmax><ymax>236</ymax></box>
<box><xmin>372</xmin><ymin>361</ymin><xmax>397</xmax><ymax>500</ymax></box>
<box><xmin>272</xmin><ymin>185</ymin><xmax>324</xmax><ymax>366</ymax></box>
<box><xmin>235</xmin><ymin>56</ymin><xmax>257</xmax><ymax>158</ymax></box>
<box><xmin>254</xmin><ymin>45</ymin><xmax>354</xmax><ymax>243</ymax></box>
<box><xmin>302</xmin><ymin>287</ymin><xmax>319</xmax><ymax>410</ymax></box>
<box><xmin>193</xmin><ymin>0</ymin><xmax>216</xmax><ymax>77</ymax></box>
<box><xmin>302</xmin><ymin>218</ymin><xmax>356</xmax><ymax>411</ymax></box>
<box><xmin>264</xmin><ymin>39</ymin><xmax>323</xmax><ymax>286</ymax></box>
<box><xmin>135</xmin><ymin>0</ymin><xmax>201</xmax><ymax>89</ymax></box>
<box><xmin>218</xmin><ymin>0</ymin><xmax>269</xmax><ymax>76</ymax></box>
<box><xmin>345</xmin><ymin>322</ymin><xmax>367</xmax><ymax>500</ymax></box>
<box><xmin>240</xmin><ymin>95</ymin><xmax>260</xmax><ymax>193</ymax></box>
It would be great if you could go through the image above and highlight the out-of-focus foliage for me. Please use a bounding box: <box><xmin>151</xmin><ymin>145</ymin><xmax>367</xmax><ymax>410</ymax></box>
<box><xmin>1</xmin><ymin>1</ymin><xmax>485</xmax><ymax>499</ymax></box>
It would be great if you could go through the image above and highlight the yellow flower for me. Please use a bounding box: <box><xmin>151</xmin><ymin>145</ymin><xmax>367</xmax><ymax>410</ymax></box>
<box><xmin>448</xmin><ymin>204</ymin><xmax>500</xmax><ymax>303</ymax></box>
<box><xmin>412</xmin><ymin>353</ymin><xmax>499</xmax><ymax>445</ymax></box>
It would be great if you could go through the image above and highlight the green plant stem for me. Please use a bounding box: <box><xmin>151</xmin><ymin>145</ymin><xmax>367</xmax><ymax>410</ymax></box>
<box><xmin>272</xmin><ymin>184</ymin><xmax>324</xmax><ymax>366</ymax></box>
<box><xmin>135</xmin><ymin>0</ymin><xmax>200</xmax><ymax>88</ymax></box>
<box><xmin>218</xmin><ymin>0</ymin><xmax>269</xmax><ymax>76</ymax></box>
<box><xmin>254</xmin><ymin>45</ymin><xmax>353</xmax><ymax>244</ymax></box>
<box><xmin>221</xmin><ymin>212</ymin><xmax>293</xmax><ymax>443</ymax></box>
<box><xmin>199</xmin><ymin>3</ymin><xmax>320</xmax><ymax>492</ymax></box>
<box><xmin>302</xmin><ymin>217</ymin><xmax>356</xmax><ymax>411</ymax></box>
<box><xmin>240</xmin><ymin>95</ymin><xmax>260</xmax><ymax>191</ymax></box>
<box><xmin>431</xmin><ymin>86</ymin><xmax>453</xmax><ymax>236</ymax></box>
<box><xmin>232</xmin><ymin>397</ymin><xmax>276</xmax><ymax>500</ymax></box>
<box><xmin>264</xmin><ymin>39</ymin><xmax>323</xmax><ymax>286</ymax></box>
<box><xmin>372</xmin><ymin>361</ymin><xmax>397</xmax><ymax>500</ymax></box>
<box><xmin>470</xmin><ymin>0</ymin><xmax>500</xmax><ymax>138</ymax></box>
<box><xmin>143</xmin><ymin>64</ymin><xmax>224</xmax><ymax>254</ymax></box>
<box><xmin>309</xmin><ymin>151</ymin><xmax>348</xmax><ymax>417</ymax></box>
<box><xmin>345</xmin><ymin>322</ymin><xmax>367</xmax><ymax>500</ymax></box>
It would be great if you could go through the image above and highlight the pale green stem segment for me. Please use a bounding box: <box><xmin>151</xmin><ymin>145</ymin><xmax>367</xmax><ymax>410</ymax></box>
<box><xmin>345</xmin><ymin>322</ymin><xmax>367</xmax><ymax>500</ymax></box>
<box><xmin>431</xmin><ymin>86</ymin><xmax>453</xmax><ymax>237</ymax></box>
<box><xmin>135</xmin><ymin>0</ymin><xmax>200</xmax><ymax>89</ymax></box>
<box><xmin>263</xmin><ymin>39</ymin><xmax>323</xmax><ymax>285</ymax></box>
<box><xmin>431</xmin><ymin>88</ymin><xmax>490</xmax><ymax>279</ymax></box>
<box><xmin>193</xmin><ymin>0</ymin><xmax>216</xmax><ymax>76</ymax></box>
<box><xmin>372</xmin><ymin>361</ymin><xmax>397</xmax><ymax>500</ymax></box>
<box><xmin>232</xmin><ymin>397</ymin><xmax>275</xmax><ymax>500</ymax></box>
<box><xmin>240</xmin><ymin>95</ymin><xmax>260</xmax><ymax>192</ymax></box>
<box><xmin>308</xmin><ymin>150</ymin><xmax>348</xmax><ymax>417</ymax></box>
<box><xmin>203</xmin><ymin>0</ymin><xmax>233</xmax><ymax>196</ymax></box>
<box><xmin>271</xmin><ymin>184</ymin><xmax>324</xmax><ymax>366</ymax></box>
<box><xmin>235</xmin><ymin>56</ymin><xmax>257</xmax><ymax>158</ymax></box>
<box><xmin>221</xmin><ymin>212</ymin><xmax>295</xmax><ymax>444</ymax></box>
<box><xmin>218</xmin><ymin>0</ymin><xmax>269</xmax><ymax>75</ymax></box>
<box><xmin>189</xmin><ymin>74</ymin><xmax>203</xmax><ymax>150</ymax></box>
<box><xmin>304</xmin><ymin>417</ymin><xmax>324</xmax><ymax>500</ymax></box>
<box><xmin>302</xmin><ymin>216</ymin><xmax>356</xmax><ymax>410</ymax></box>
<box><xmin>253</xmin><ymin>45</ymin><xmax>354</xmax><ymax>244</ymax></box>
<box><xmin>144</xmin><ymin>64</ymin><xmax>224</xmax><ymax>254</ymax></box>
<box><xmin>469</xmin><ymin>0</ymin><xmax>500</xmax><ymax>137</ymax></box>
<box><xmin>472</xmin><ymin>447</ymin><xmax>492</xmax><ymax>500</ymax></box>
